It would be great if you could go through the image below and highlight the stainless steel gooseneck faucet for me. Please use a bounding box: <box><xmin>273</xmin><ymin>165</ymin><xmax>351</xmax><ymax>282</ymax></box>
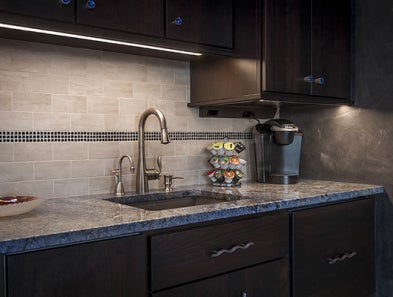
<box><xmin>136</xmin><ymin>108</ymin><xmax>170</xmax><ymax>194</ymax></box>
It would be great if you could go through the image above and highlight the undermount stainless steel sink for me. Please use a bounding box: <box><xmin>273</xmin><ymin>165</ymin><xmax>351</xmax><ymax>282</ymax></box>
<box><xmin>105</xmin><ymin>190</ymin><xmax>240</xmax><ymax>211</ymax></box>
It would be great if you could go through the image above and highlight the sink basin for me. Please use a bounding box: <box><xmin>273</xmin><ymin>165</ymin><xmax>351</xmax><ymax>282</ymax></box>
<box><xmin>105</xmin><ymin>191</ymin><xmax>239</xmax><ymax>211</ymax></box>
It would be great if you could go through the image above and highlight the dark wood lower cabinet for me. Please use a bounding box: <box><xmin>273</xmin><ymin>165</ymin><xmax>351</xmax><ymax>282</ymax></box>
<box><xmin>6</xmin><ymin>235</ymin><xmax>146</xmax><ymax>297</ymax></box>
<box><xmin>230</xmin><ymin>259</ymin><xmax>289</xmax><ymax>297</ymax></box>
<box><xmin>152</xmin><ymin>274</ymin><xmax>229</xmax><ymax>297</ymax></box>
<box><xmin>152</xmin><ymin>259</ymin><xmax>289</xmax><ymax>297</ymax></box>
<box><xmin>292</xmin><ymin>198</ymin><xmax>375</xmax><ymax>297</ymax></box>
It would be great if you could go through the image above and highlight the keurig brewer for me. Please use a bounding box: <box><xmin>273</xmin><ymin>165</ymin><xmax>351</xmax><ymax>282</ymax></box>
<box><xmin>253</xmin><ymin>119</ymin><xmax>302</xmax><ymax>184</ymax></box>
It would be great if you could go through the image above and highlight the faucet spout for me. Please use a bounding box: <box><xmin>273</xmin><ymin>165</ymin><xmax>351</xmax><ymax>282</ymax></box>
<box><xmin>136</xmin><ymin>108</ymin><xmax>170</xmax><ymax>194</ymax></box>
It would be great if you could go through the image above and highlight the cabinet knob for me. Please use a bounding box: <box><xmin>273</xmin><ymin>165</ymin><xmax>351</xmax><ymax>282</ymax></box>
<box><xmin>303</xmin><ymin>75</ymin><xmax>313</xmax><ymax>83</ymax></box>
<box><xmin>314</xmin><ymin>77</ymin><xmax>325</xmax><ymax>85</ymax></box>
<box><xmin>85</xmin><ymin>0</ymin><xmax>96</xmax><ymax>9</ymax></box>
<box><xmin>60</xmin><ymin>0</ymin><xmax>71</xmax><ymax>5</ymax></box>
<box><xmin>172</xmin><ymin>17</ymin><xmax>183</xmax><ymax>26</ymax></box>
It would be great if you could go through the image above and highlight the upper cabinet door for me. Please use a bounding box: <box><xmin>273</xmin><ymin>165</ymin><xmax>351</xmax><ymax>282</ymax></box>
<box><xmin>166</xmin><ymin>0</ymin><xmax>233</xmax><ymax>48</ymax></box>
<box><xmin>312</xmin><ymin>0</ymin><xmax>351</xmax><ymax>98</ymax></box>
<box><xmin>0</xmin><ymin>0</ymin><xmax>74</xmax><ymax>22</ymax></box>
<box><xmin>76</xmin><ymin>0</ymin><xmax>164</xmax><ymax>37</ymax></box>
<box><xmin>264</xmin><ymin>0</ymin><xmax>351</xmax><ymax>100</ymax></box>
<box><xmin>264</xmin><ymin>0</ymin><xmax>311</xmax><ymax>95</ymax></box>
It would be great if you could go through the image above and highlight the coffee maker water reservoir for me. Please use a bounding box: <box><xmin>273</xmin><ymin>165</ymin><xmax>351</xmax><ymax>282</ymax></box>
<box><xmin>253</xmin><ymin>119</ymin><xmax>302</xmax><ymax>184</ymax></box>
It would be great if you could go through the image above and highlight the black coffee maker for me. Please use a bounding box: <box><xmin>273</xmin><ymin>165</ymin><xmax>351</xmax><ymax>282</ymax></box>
<box><xmin>253</xmin><ymin>119</ymin><xmax>302</xmax><ymax>184</ymax></box>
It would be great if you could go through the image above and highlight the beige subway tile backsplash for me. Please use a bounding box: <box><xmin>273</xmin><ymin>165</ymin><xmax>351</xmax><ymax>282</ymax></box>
<box><xmin>10</xmin><ymin>180</ymin><xmax>54</xmax><ymax>198</ymax></box>
<box><xmin>70</xmin><ymin>76</ymin><xmax>104</xmax><ymax>96</ymax></box>
<box><xmin>14</xmin><ymin>143</ymin><xmax>52</xmax><ymax>162</ymax></box>
<box><xmin>89</xmin><ymin>142</ymin><xmax>120</xmax><ymax>159</ymax></box>
<box><xmin>0</xmin><ymin>38</ymin><xmax>253</xmax><ymax>198</ymax></box>
<box><xmin>35</xmin><ymin>161</ymin><xmax>71</xmax><ymax>180</ymax></box>
<box><xmin>54</xmin><ymin>178</ymin><xmax>88</xmax><ymax>198</ymax></box>
<box><xmin>0</xmin><ymin>70</ymin><xmax>30</xmax><ymax>92</ymax></box>
<box><xmin>71</xmin><ymin>159</ymin><xmax>105</xmax><ymax>178</ymax></box>
<box><xmin>103</xmin><ymin>80</ymin><xmax>133</xmax><ymax>98</ymax></box>
<box><xmin>34</xmin><ymin>113</ymin><xmax>70</xmax><ymax>131</ymax></box>
<box><xmin>53</xmin><ymin>143</ymin><xmax>88</xmax><ymax>160</ymax></box>
<box><xmin>0</xmin><ymin>91</ymin><xmax>12</xmax><ymax>111</ymax></box>
<box><xmin>162</xmin><ymin>85</ymin><xmax>187</xmax><ymax>101</ymax></box>
<box><xmin>0</xmin><ymin>162</ymin><xmax>34</xmax><ymax>182</ymax></box>
<box><xmin>87</xmin><ymin>96</ymin><xmax>119</xmax><ymax>115</ymax></box>
<box><xmin>13</xmin><ymin>92</ymin><xmax>52</xmax><ymax>112</ymax></box>
<box><xmin>71</xmin><ymin>114</ymin><xmax>105</xmax><ymax>131</ymax></box>
<box><xmin>52</xmin><ymin>94</ymin><xmax>87</xmax><ymax>113</ymax></box>
<box><xmin>0</xmin><ymin>143</ymin><xmax>13</xmax><ymax>162</ymax></box>
<box><xmin>88</xmin><ymin>176</ymin><xmax>114</xmax><ymax>195</ymax></box>
<box><xmin>30</xmin><ymin>74</ymin><xmax>69</xmax><ymax>94</ymax></box>
<box><xmin>104</xmin><ymin>114</ymin><xmax>135</xmax><ymax>132</ymax></box>
<box><xmin>0</xmin><ymin>111</ymin><xmax>33</xmax><ymax>130</ymax></box>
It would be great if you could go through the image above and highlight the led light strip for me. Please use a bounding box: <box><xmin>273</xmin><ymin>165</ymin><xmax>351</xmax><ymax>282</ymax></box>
<box><xmin>0</xmin><ymin>22</ymin><xmax>202</xmax><ymax>56</ymax></box>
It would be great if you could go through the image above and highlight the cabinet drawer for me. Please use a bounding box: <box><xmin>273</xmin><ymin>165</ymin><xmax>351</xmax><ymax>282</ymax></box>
<box><xmin>292</xmin><ymin>198</ymin><xmax>375</xmax><ymax>297</ymax></box>
<box><xmin>151</xmin><ymin>212</ymin><xmax>289</xmax><ymax>290</ymax></box>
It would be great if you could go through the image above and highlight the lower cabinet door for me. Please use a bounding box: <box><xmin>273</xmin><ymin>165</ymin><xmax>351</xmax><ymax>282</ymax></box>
<box><xmin>152</xmin><ymin>274</ymin><xmax>229</xmax><ymax>297</ymax></box>
<box><xmin>6</xmin><ymin>235</ymin><xmax>146</xmax><ymax>297</ymax></box>
<box><xmin>152</xmin><ymin>258</ymin><xmax>288</xmax><ymax>297</ymax></box>
<box><xmin>292</xmin><ymin>198</ymin><xmax>375</xmax><ymax>297</ymax></box>
<box><xmin>230</xmin><ymin>259</ymin><xmax>289</xmax><ymax>297</ymax></box>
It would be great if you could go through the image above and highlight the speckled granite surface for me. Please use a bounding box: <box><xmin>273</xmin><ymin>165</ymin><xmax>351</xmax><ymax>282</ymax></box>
<box><xmin>0</xmin><ymin>179</ymin><xmax>385</xmax><ymax>254</ymax></box>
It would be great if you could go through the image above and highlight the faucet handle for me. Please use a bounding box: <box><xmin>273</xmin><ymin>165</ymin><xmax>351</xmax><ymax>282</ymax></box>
<box><xmin>112</xmin><ymin>169</ymin><xmax>120</xmax><ymax>183</ymax></box>
<box><xmin>145</xmin><ymin>155</ymin><xmax>163</xmax><ymax>180</ymax></box>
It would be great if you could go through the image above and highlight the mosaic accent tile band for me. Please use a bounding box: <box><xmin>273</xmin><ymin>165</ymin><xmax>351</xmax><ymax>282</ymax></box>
<box><xmin>0</xmin><ymin>131</ymin><xmax>253</xmax><ymax>143</ymax></box>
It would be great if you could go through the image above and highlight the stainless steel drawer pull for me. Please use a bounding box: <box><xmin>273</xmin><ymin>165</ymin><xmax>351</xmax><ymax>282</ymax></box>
<box><xmin>327</xmin><ymin>251</ymin><xmax>357</xmax><ymax>264</ymax></box>
<box><xmin>210</xmin><ymin>242</ymin><xmax>255</xmax><ymax>258</ymax></box>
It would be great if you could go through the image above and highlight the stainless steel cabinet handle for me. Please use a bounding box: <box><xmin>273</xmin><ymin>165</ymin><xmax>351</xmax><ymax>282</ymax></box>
<box><xmin>303</xmin><ymin>75</ymin><xmax>313</xmax><ymax>83</ymax></box>
<box><xmin>210</xmin><ymin>242</ymin><xmax>255</xmax><ymax>258</ymax></box>
<box><xmin>314</xmin><ymin>77</ymin><xmax>325</xmax><ymax>85</ymax></box>
<box><xmin>327</xmin><ymin>251</ymin><xmax>357</xmax><ymax>264</ymax></box>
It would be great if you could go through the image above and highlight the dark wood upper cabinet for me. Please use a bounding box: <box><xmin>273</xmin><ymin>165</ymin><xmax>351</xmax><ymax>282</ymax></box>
<box><xmin>311</xmin><ymin>0</ymin><xmax>351</xmax><ymax>98</ymax></box>
<box><xmin>190</xmin><ymin>0</ymin><xmax>352</xmax><ymax>108</ymax></box>
<box><xmin>76</xmin><ymin>0</ymin><xmax>164</xmax><ymax>37</ymax></box>
<box><xmin>265</xmin><ymin>0</ymin><xmax>351</xmax><ymax>99</ymax></box>
<box><xmin>0</xmin><ymin>0</ymin><xmax>74</xmax><ymax>22</ymax></box>
<box><xmin>6</xmin><ymin>235</ymin><xmax>146</xmax><ymax>297</ymax></box>
<box><xmin>264</xmin><ymin>0</ymin><xmax>311</xmax><ymax>96</ymax></box>
<box><xmin>165</xmin><ymin>0</ymin><xmax>233</xmax><ymax>48</ymax></box>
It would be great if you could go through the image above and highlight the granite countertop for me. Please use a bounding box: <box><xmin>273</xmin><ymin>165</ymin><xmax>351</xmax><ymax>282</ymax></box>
<box><xmin>0</xmin><ymin>179</ymin><xmax>385</xmax><ymax>254</ymax></box>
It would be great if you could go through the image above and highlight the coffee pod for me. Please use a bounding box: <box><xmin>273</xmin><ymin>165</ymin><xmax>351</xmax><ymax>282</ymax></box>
<box><xmin>234</xmin><ymin>142</ymin><xmax>246</xmax><ymax>153</ymax></box>
<box><xmin>223</xmin><ymin>141</ymin><xmax>235</xmax><ymax>155</ymax></box>
<box><xmin>214</xmin><ymin>169</ymin><xmax>225</xmax><ymax>183</ymax></box>
<box><xmin>224</xmin><ymin>170</ymin><xmax>235</xmax><ymax>183</ymax></box>
<box><xmin>207</xmin><ymin>169</ymin><xmax>217</xmax><ymax>182</ymax></box>
<box><xmin>229</xmin><ymin>155</ymin><xmax>240</xmax><ymax>169</ymax></box>
<box><xmin>218</xmin><ymin>156</ymin><xmax>229</xmax><ymax>169</ymax></box>
<box><xmin>206</xmin><ymin>143</ymin><xmax>216</xmax><ymax>154</ymax></box>
<box><xmin>212</xmin><ymin>141</ymin><xmax>224</xmax><ymax>155</ymax></box>
<box><xmin>238</xmin><ymin>157</ymin><xmax>247</xmax><ymax>169</ymax></box>
<box><xmin>209</xmin><ymin>156</ymin><xmax>220</xmax><ymax>168</ymax></box>
<box><xmin>234</xmin><ymin>169</ymin><xmax>244</xmax><ymax>182</ymax></box>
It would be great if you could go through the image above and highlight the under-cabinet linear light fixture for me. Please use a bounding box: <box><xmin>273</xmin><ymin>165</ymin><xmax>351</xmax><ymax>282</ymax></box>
<box><xmin>0</xmin><ymin>23</ymin><xmax>202</xmax><ymax>56</ymax></box>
